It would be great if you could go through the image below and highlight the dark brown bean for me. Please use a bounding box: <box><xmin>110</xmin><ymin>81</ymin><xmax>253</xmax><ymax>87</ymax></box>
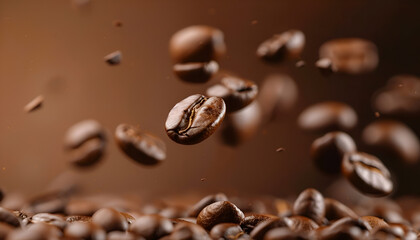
<box><xmin>319</xmin><ymin>38</ymin><xmax>378</xmax><ymax>74</ymax></box>
<box><xmin>23</xmin><ymin>95</ymin><xmax>44</xmax><ymax>113</ymax></box>
<box><xmin>256</xmin><ymin>30</ymin><xmax>305</xmax><ymax>62</ymax></box>
<box><xmin>169</xmin><ymin>25</ymin><xmax>226</xmax><ymax>63</ymax></box>
<box><xmin>165</xmin><ymin>94</ymin><xmax>226</xmax><ymax>145</ymax></box>
<box><xmin>167</xmin><ymin>222</ymin><xmax>210</xmax><ymax>240</ymax></box>
<box><xmin>206</xmin><ymin>75</ymin><xmax>258</xmax><ymax>112</ymax></box>
<box><xmin>7</xmin><ymin>222</ymin><xmax>62</xmax><ymax>240</ymax></box>
<box><xmin>324</xmin><ymin>198</ymin><xmax>358</xmax><ymax>221</ymax></box>
<box><xmin>91</xmin><ymin>208</ymin><xmax>128</xmax><ymax>232</ymax></box>
<box><xmin>315</xmin><ymin>58</ymin><xmax>337</xmax><ymax>75</ymax></box>
<box><xmin>362</xmin><ymin>120</ymin><xmax>420</xmax><ymax>164</ymax></box>
<box><xmin>293</xmin><ymin>188</ymin><xmax>325</xmax><ymax>224</ymax></box>
<box><xmin>0</xmin><ymin>208</ymin><xmax>20</xmax><ymax>227</ymax></box>
<box><xmin>249</xmin><ymin>217</ymin><xmax>287</xmax><ymax>240</ymax></box>
<box><xmin>30</xmin><ymin>213</ymin><xmax>67</xmax><ymax>230</ymax></box>
<box><xmin>197</xmin><ymin>201</ymin><xmax>244</xmax><ymax>231</ymax></box>
<box><xmin>310</xmin><ymin>131</ymin><xmax>357</xmax><ymax>174</ymax></box>
<box><xmin>173</xmin><ymin>61</ymin><xmax>219</xmax><ymax>83</ymax></box>
<box><xmin>115</xmin><ymin>123</ymin><xmax>166</xmax><ymax>166</ymax></box>
<box><xmin>129</xmin><ymin>214</ymin><xmax>173</xmax><ymax>240</ymax></box>
<box><xmin>341</xmin><ymin>152</ymin><xmax>393</xmax><ymax>197</ymax></box>
<box><xmin>187</xmin><ymin>193</ymin><xmax>228</xmax><ymax>218</ymax></box>
<box><xmin>64</xmin><ymin>221</ymin><xmax>106</xmax><ymax>240</ymax></box>
<box><xmin>285</xmin><ymin>216</ymin><xmax>318</xmax><ymax>234</ymax></box>
<box><xmin>298</xmin><ymin>102</ymin><xmax>357</xmax><ymax>132</ymax></box>
<box><xmin>240</xmin><ymin>214</ymin><xmax>278</xmax><ymax>234</ymax></box>
<box><xmin>210</xmin><ymin>223</ymin><xmax>244</xmax><ymax>240</ymax></box>
<box><xmin>317</xmin><ymin>217</ymin><xmax>371</xmax><ymax>240</ymax></box>
<box><xmin>66</xmin><ymin>215</ymin><xmax>92</xmax><ymax>223</ymax></box>
<box><xmin>104</xmin><ymin>50</ymin><xmax>122</xmax><ymax>65</ymax></box>
<box><xmin>265</xmin><ymin>227</ymin><xmax>309</xmax><ymax>240</ymax></box>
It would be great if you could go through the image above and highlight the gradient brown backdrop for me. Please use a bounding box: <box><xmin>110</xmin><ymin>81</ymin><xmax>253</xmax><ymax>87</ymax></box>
<box><xmin>0</xmin><ymin>0</ymin><xmax>419</xmax><ymax>200</ymax></box>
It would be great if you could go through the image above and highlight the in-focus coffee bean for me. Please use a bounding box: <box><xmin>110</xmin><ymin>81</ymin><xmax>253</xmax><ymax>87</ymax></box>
<box><xmin>187</xmin><ymin>193</ymin><xmax>228</xmax><ymax>218</ymax></box>
<box><xmin>165</xmin><ymin>94</ymin><xmax>226</xmax><ymax>145</ymax></box>
<box><xmin>196</xmin><ymin>201</ymin><xmax>244</xmax><ymax>231</ymax></box>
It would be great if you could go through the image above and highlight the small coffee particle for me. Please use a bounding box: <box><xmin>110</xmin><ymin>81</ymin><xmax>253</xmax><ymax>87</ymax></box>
<box><xmin>276</xmin><ymin>147</ymin><xmax>285</xmax><ymax>152</ymax></box>
<box><xmin>295</xmin><ymin>60</ymin><xmax>305</xmax><ymax>68</ymax></box>
<box><xmin>113</xmin><ymin>20</ymin><xmax>123</xmax><ymax>27</ymax></box>
<box><xmin>23</xmin><ymin>95</ymin><xmax>44</xmax><ymax>113</ymax></box>
<box><xmin>104</xmin><ymin>50</ymin><xmax>122</xmax><ymax>65</ymax></box>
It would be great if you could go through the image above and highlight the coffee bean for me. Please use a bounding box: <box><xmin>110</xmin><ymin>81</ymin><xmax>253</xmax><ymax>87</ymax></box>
<box><xmin>115</xmin><ymin>123</ymin><xmax>166</xmax><ymax>166</ymax></box>
<box><xmin>210</xmin><ymin>223</ymin><xmax>244</xmax><ymax>240</ymax></box>
<box><xmin>92</xmin><ymin>208</ymin><xmax>128</xmax><ymax>232</ymax></box>
<box><xmin>342</xmin><ymin>152</ymin><xmax>393</xmax><ymax>197</ymax></box>
<box><xmin>298</xmin><ymin>102</ymin><xmax>357</xmax><ymax>132</ymax></box>
<box><xmin>220</xmin><ymin>101</ymin><xmax>262</xmax><ymax>146</ymax></box>
<box><xmin>187</xmin><ymin>193</ymin><xmax>228</xmax><ymax>218</ymax></box>
<box><xmin>319</xmin><ymin>38</ymin><xmax>378</xmax><ymax>74</ymax></box>
<box><xmin>257</xmin><ymin>30</ymin><xmax>305</xmax><ymax>62</ymax></box>
<box><xmin>66</xmin><ymin>215</ymin><xmax>92</xmax><ymax>223</ymax></box>
<box><xmin>23</xmin><ymin>95</ymin><xmax>44</xmax><ymax>113</ymax></box>
<box><xmin>315</xmin><ymin>58</ymin><xmax>337</xmax><ymax>75</ymax></box>
<box><xmin>258</xmin><ymin>74</ymin><xmax>298</xmax><ymax>121</ymax></box>
<box><xmin>64</xmin><ymin>221</ymin><xmax>106</xmax><ymax>240</ymax></box>
<box><xmin>173</xmin><ymin>61</ymin><xmax>219</xmax><ymax>83</ymax></box>
<box><xmin>169</xmin><ymin>25</ymin><xmax>226</xmax><ymax>63</ymax></box>
<box><xmin>30</xmin><ymin>213</ymin><xmax>67</xmax><ymax>230</ymax></box>
<box><xmin>362</xmin><ymin>120</ymin><xmax>420</xmax><ymax>164</ymax></box>
<box><xmin>0</xmin><ymin>207</ymin><xmax>20</xmax><ymax>227</ymax></box>
<box><xmin>240</xmin><ymin>214</ymin><xmax>278</xmax><ymax>233</ymax></box>
<box><xmin>265</xmin><ymin>227</ymin><xmax>309</xmax><ymax>240</ymax></box>
<box><xmin>360</xmin><ymin>216</ymin><xmax>389</xmax><ymax>232</ymax></box>
<box><xmin>206</xmin><ymin>74</ymin><xmax>258</xmax><ymax>112</ymax></box>
<box><xmin>196</xmin><ymin>201</ymin><xmax>244</xmax><ymax>231</ymax></box>
<box><xmin>129</xmin><ymin>214</ymin><xmax>173</xmax><ymax>240</ymax></box>
<box><xmin>165</xmin><ymin>94</ymin><xmax>226</xmax><ymax>145</ymax></box>
<box><xmin>104</xmin><ymin>50</ymin><xmax>122</xmax><ymax>65</ymax></box>
<box><xmin>7</xmin><ymin>222</ymin><xmax>62</xmax><ymax>240</ymax></box>
<box><xmin>316</xmin><ymin>217</ymin><xmax>371</xmax><ymax>240</ymax></box>
<box><xmin>249</xmin><ymin>217</ymin><xmax>287</xmax><ymax>240</ymax></box>
<box><xmin>167</xmin><ymin>222</ymin><xmax>210</xmax><ymax>240</ymax></box>
<box><xmin>310</xmin><ymin>131</ymin><xmax>357</xmax><ymax>174</ymax></box>
<box><xmin>293</xmin><ymin>189</ymin><xmax>325</xmax><ymax>225</ymax></box>
<box><xmin>324</xmin><ymin>198</ymin><xmax>358</xmax><ymax>221</ymax></box>
<box><xmin>285</xmin><ymin>216</ymin><xmax>318</xmax><ymax>234</ymax></box>
<box><xmin>371</xmin><ymin>226</ymin><xmax>405</xmax><ymax>240</ymax></box>
<box><xmin>64</xmin><ymin>119</ymin><xmax>106</xmax><ymax>167</ymax></box>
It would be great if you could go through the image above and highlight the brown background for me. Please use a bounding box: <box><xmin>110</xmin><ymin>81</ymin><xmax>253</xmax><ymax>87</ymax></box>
<box><xmin>0</xmin><ymin>0</ymin><xmax>419</xmax><ymax>200</ymax></box>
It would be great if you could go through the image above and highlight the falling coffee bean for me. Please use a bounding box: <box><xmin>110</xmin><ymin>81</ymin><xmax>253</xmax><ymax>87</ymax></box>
<box><xmin>257</xmin><ymin>29</ymin><xmax>305</xmax><ymax>62</ymax></box>
<box><xmin>310</xmin><ymin>131</ymin><xmax>357</xmax><ymax>174</ymax></box>
<box><xmin>293</xmin><ymin>188</ymin><xmax>325</xmax><ymax>224</ymax></box>
<box><xmin>341</xmin><ymin>152</ymin><xmax>393</xmax><ymax>197</ymax></box>
<box><xmin>115</xmin><ymin>123</ymin><xmax>166</xmax><ymax>166</ymax></box>
<box><xmin>104</xmin><ymin>50</ymin><xmax>122</xmax><ymax>65</ymax></box>
<box><xmin>173</xmin><ymin>61</ymin><xmax>219</xmax><ymax>83</ymax></box>
<box><xmin>197</xmin><ymin>201</ymin><xmax>244</xmax><ymax>231</ymax></box>
<box><xmin>206</xmin><ymin>74</ymin><xmax>258</xmax><ymax>112</ymax></box>
<box><xmin>165</xmin><ymin>94</ymin><xmax>226</xmax><ymax>145</ymax></box>
<box><xmin>298</xmin><ymin>102</ymin><xmax>358</xmax><ymax>132</ymax></box>
<box><xmin>23</xmin><ymin>95</ymin><xmax>44</xmax><ymax>113</ymax></box>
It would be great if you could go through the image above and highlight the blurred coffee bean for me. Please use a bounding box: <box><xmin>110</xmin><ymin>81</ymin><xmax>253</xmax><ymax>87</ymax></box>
<box><xmin>258</xmin><ymin>74</ymin><xmax>298</xmax><ymax>121</ymax></box>
<box><xmin>169</xmin><ymin>25</ymin><xmax>226</xmax><ymax>63</ymax></box>
<box><xmin>66</xmin><ymin>215</ymin><xmax>92</xmax><ymax>223</ymax></box>
<box><xmin>249</xmin><ymin>217</ymin><xmax>287</xmax><ymax>240</ymax></box>
<box><xmin>0</xmin><ymin>207</ymin><xmax>20</xmax><ymax>227</ymax></box>
<box><xmin>240</xmin><ymin>214</ymin><xmax>278</xmax><ymax>233</ymax></box>
<box><xmin>388</xmin><ymin>223</ymin><xmax>418</xmax><ymax>240</ymax></box>
<box><xmin>23</xmin><ymin>95</ymin><xmax>44</xmax><ymax>113</ymax></box>
<box><xmin>64</xmin><ymin>119</ymin><xmax>106</xmax><ymax>167</ymax></box>
<box><xmin>173</xmin><ymin>61</ymin><xmax>219</xmax><ymax>83</ymax></box>
<box><xmin>342</xmin><ymin>152</ymin><xmax>393</xmax><ymax>197</ymax></box>
<box><xmin>30</xmin><ymin>213</ymin><xmax>67</xmax><ymax>230</ymax></box>
<box><xmin>64</xmin><ymin>221</ymin><xmax>106</xmax><ymax>240</ymax></box>
<box><xmin>206</xmin><ymin>74</ymin><xmax>258</xmax><ymax>112</ymax></box>
<box><xmin>115</xmin><ymin>123</ymin><xmax>166</xmax><ymax>166</ymax></box>
<box><xmin>285</xmin><ymin>216</ymin><xmax>318</xmax><ymax>234</ymax></box>
<box><xmin>129</xmin><ymin>214</ymin><xmax>173</xmax><ymax>240</ymax></box>
<box><xmin>197</xmin><ymin>201</ymin><xmax>244</xmax><ymax>231</ymax></box>
<box><xmin>187</xmin><ymin>193</ymin><xmax>228</xmax><ymax>218</ymax></box>
<box><xmin>362</xmin><ymin>120</ymin><xmax>420</xmax><ymax>164</ymax></box>
<box><xmin>360</xmin><ymin>216</ymin><xmax>389</xmax><ymax>232</ymax></box>
<box><xmin>310</xmin><ymin>131</ymin><xmax>357</xmax><ymax>174</ymax></box>
<box><xmin>104</xmin><ymin>50</ymin><xmax>122</xmax><ymax>65</ymax></box>
<box><xmin>91</xmin><ymin>208</ymin><xmax>128</xmax><ymax>232</ymax></box>
<box><xmin>370</xmin><ymin>226</ymin><xmax>405</xmax><ymax>240</ymax></box>
<box><xmin>165</xmin><ymin>94</ymin><xmax>226</xmax><ymax>145</ymax></box>
<box><xmin>265</xmin><ymin>227</ymin><xmax>309</xmax><ymax>240</ymax></box>
<box><xmin>159</xmin><ymin>205</ymin><xmax>187</xmax><ymax>219</ymax></box>
<box><xmin>373</xmin><ymin>75</ymin><xmax>420</xmax><ymax>115</ymax></box>
<box><xmin>107</xmin><ymin>231</ymin><xmax>140</xmax><ymax>240</ymax></box>
<box><xmin>324</xmin><ymin>198</ymin><xmax>358</xmax><ymax>221</ymax></box>
<box><xmin>317</xmin><ymin>217</ymin><xmax>371</xmax><ymax>240</ymax></box>
<box><xmin>7</xmin><ymin>222</ymin><xmax>62</xmax><ymax>240</ymax></box>
<box><xmin>319</xmin><ymin>38</ymin><xmax>378</xmax><ymax>74</ymax></box>
<box><xmin>220</xmin><ymin>101</ymin><xmax>262</xmax><ymax>146</ymax></box>
<box><xmin>298</xmin><ymin>102</ymin><xmax>357</xmax><ymax>132</ymax></box>
<box><xmin>65</xmin><ymin>198</ymin><xmax>98</xmax><ymax>216</ymax></box>
<box><xmin>293</xmin><ymin>188</ymin><xmax>325</xmax><ymax>224</ymax></box>
<box><xmin>210</xmin><ymin>223</ymin><xmax>244</xmax><ymax>240</ymax></box>
<box><xmin>257</xmin><ymin>30</ymin><xmax>305</xmax><ymax>62</ymax></box>
<box><xmin>315</xmin><ymin>58</ymin><xmax>337</xmax><ymax>75</ymax></box>
<box><xmin>167</xmin><ymin>222</ymin><xmax>210</xmax><ymax>240</ymax></box>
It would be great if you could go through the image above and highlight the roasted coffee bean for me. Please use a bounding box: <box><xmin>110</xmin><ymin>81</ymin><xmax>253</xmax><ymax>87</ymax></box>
<box><xmin>210</xmin><ymin>223</ymin><xmax>244</xmax><ymax>240</ymax></box>
<box><xmin>298</xmin><ymin>102</ymin><xmax>357</xmax><ymax>132</ymax></box>
<box><xmin>23</xmin><ymin>95</ymin><xmax>44</xmax><ymax>113</ymax></box>
<box><xmin>91</xmin><ymin>208</ymin><xmax>128</xmax><ymax>232</ymax></box>
<box><xmin>220</xmin><ymin>101</ymin><xmax>262</xmax><ymax>146</ymax></box>
<box><xmin>265</xmin><ymin>227</ymin><xmax>309</xmax><ymax>240</ymax></box>
<box><xmin>166</xmin><ymin>222</ymin><xmax>210</xmax><ymax>240</ymax></box>
<box><xmin>317</xmin><ymin>217</ymin><xmax>371</xmax><ymax>240</ymax></box>
<box><xmin>206</xmin><ymin>75</ymin><xmax>258</xmax><ymax>112</ymax></box>
<box><xmin>0</xmin><ymin>207</ymin><xmax>20</xmax><ymax>227</ymax></box>
<box><xmin>107</xmin><ymin>231</ymin><xmax>140</xmax><ymax>240</ymax></box>
<box><xmin>256</xmin><ymin>30</ymin><xmax>305</xmax><ymax>62</ymax></box>
<box><xmin>315</xmin><ymin>58</ymin><xmax>337</xmax><ymax>75</ymax></box>
<box><xmin>285</xmin><ymin>216</ymin><xmax>318</xmax><ymax>234</ymax></box>
<box><xmin>173</xmin><ymin>61</ymin><xmax>219</xmax><ymax>83</ymax></box>
<box><xmin>30</xmin><ymin>213</ymin><xmax>67</xmax><ymax>230</ymax></box>
<box><xmin>258</xmin><ymin>74</ymin><xmax>298</xmax><ymax>121</ymax></box>
<box><xmin>170</xmin><ymin>25</ymin><xmax>226</xmax><ymax>63</ymax></box>
<box><xmin>319</xmin><ymin>38</ymin><xmax>378</xmax><ymax>74</ymax></box>
<box><xmin>324</xmin><ymin>198</ymin><xmax>358</xmax><ymax>221</ymax></box>
<box><xmin>362</xmin><ymin>120</ymin><xmax>420</xmax><ymax>164</ymax></box>
<box><xmin>373</xmin><ymin>75</ymin><xmax>420</xmax><ymax>115</ymax></box>
<box><xmin>104</xmin><ymin>50</ymin><xmax>122</xmax><ymax>65</ymax></box>
<box><xmin>371</xmin><ymin>226</ymin><xmax>405</xmax><ymax>240</ymax></box>
<box><xmin>293</xmin><ymin>188</ymin><xmax>325</xmax><ymax>224</ymax></box>
<box><xmin>129</xmin><ymin>214</ymin><xmax>173</xmax><ymax>240</ymax></box>
<box><xmin>64</xmin><ymin>221</ymin><xmax>106</xmax><ymax>240</ymax></box>
<box><xmin>187</xmin><ymin>193</ymin><xmax>228</xmax><ymax>218</ymax></box>
<box><xmin>64</xmin><ymin>119</ymin><xmax>106</xmax><ymax>167</ymax></box>
<box><xmin>165</xmin><ymin>94</ymin><xmax>226</xmax><ymax>145</ymax></box>
<box><xmin>341</xmin><ymin>152</ymin><xmax>393</xmax><ymax>197</ymax></box>
<box><xmin>66</xmin><ymin>215</ymin><xmax>92</xmax><ymax>222</ymax></box>
<box><xmin>360</xmin><ymin>216</ymin><xmax>389</xmax><ymax>232</ymax></box>
<box><xmin>310</xmin><ymin>131</ymin><xmax>357</xmax><ymax>174</ymax></box>
<box><xmin>197</xmin><ymin>201</ymin><xmax>244</xmax><ymax>231</ymax></box>
<box><xmin>240</xmin><ymin>214</ymin><xmax>278</xmax><ymax>233</ymax></box>
<box><xmin>7</xmin><ymin>222</ymin><xmax>62</xmax><ymax>240</ymax></box>
<box><xmin>115</xmin><ymin>124</ymin><xmax>166</xmax><ymax>166</ymax></box>
<box><xmin>249</xmin><ymin>217</ymin><xmax>287</xmax><ymax>240</ymax></box>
